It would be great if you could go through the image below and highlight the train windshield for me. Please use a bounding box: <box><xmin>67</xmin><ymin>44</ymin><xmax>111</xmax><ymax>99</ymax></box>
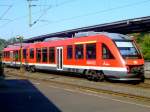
<box><xmin>115</xmin><ymin>41</ymin><xmax>141</xmax><ymax>59</ymax></box>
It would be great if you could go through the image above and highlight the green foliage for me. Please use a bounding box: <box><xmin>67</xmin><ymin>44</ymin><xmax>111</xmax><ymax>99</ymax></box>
<box><xmin>7</xmin><ymin>37</ymin><xmax>19</xmax><ymax>44</ymax></box>
<box><xmin>0</xmin><ymin>37</ymin><xmax>20</xmax><ymax>52</ymax></box>
<box><xmin>132</xmin><ymin>33</ymin><xmax>150</xmax><ymax>60</ymax></box>
<box><xmin>0</xmin><ymin>38</ymin><xmax>7</xmax><ymax>51</ymax></box>
<box><xmin>141</xmin><ymin>34</ymin><xmax>150</xmax><ymax>60</ymax></box>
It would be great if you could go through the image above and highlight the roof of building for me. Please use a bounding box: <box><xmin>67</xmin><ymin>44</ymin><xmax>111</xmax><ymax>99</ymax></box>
<box><xmin>24</xmin><ymin>16</ymin><xmax>150</xmax><ymax>43</ymax></box>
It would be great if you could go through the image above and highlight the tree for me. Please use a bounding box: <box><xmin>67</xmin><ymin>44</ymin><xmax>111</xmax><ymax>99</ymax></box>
<box><xmin>0</xmin><ymin>38</ymin><xmax>7</xmax><ymax>51</ymax></box>
<box><xmin>141</xmin><ymin>34</ymin><xmax>150</xmax><ymax>60</ymax></box>
<box><xmin>131</xmin><ymin>33</ymin><xmax>150</xmax><ymax>61</ymax></box>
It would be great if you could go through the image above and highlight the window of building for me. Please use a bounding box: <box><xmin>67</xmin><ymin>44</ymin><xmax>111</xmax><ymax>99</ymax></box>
<box><xmin>67</xmin><ymin>45</ymin><xmax>73</xmax><ymax>59</ymax></box>
<box><xmin>36</xmin><ymin>48</ymin><xmax>41</xmax><ymax>62</ymax></box>
<box><xmin>75</xmin><ymin>44</ymin><xmax>84</xmax><ymax>59</ymax></box>
<box><xmin>23</xmin><ymin>49</ymin><xmax>27</xmax><ymax>59</ymax></box>
<box><xmin>86</xmin><ymin>43</ymin><xmax>96</xmax><ymax>59</ymax></box>
<box><xmin>30</xmin><ymin>48</ymin><xmax>34</xmax><ymax>59</ymax></box>
<box><xmin>49</xmin><ymin>47</ymin><xmax>55</xmax><ymax>63</ymax></box>
<box><xmin>102</xmin><ymin>44</ymin><xmax>114</xmax><ymax>59</ymax></box>
<box><xmin>42</xmin><ymin>48</ymin><xmax>47</xmax><ymax>62</ymax></box>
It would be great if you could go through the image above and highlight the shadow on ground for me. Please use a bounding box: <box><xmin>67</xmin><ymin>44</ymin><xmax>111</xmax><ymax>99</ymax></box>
<box><xmin>0</xmin><ymin>79</ymin><xmax>61</xmax><ymax>112</ymax></box>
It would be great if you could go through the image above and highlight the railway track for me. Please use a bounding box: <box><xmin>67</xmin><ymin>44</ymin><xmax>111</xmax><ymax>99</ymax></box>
<box><xmin>4</xmin><ymin>67</ymin><xmax>150</xmax><ymax>104</ymax></box>
<box><xmin>5</xmin><ymin>67</ymin><xmax>150</xmax><ymax>89</ymax></box>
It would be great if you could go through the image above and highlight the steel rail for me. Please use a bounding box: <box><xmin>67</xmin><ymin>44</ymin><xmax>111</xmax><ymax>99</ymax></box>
<box><xmin>5</xmin><ymin>68</ymin><xmax>150</xmax><ymax>103</ymax></box>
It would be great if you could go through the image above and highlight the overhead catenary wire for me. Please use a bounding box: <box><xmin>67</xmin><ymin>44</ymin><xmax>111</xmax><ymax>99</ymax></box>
<box><xmin>36</xmin><ymin>0</ymin><xmax>150</xmax><ymax>28</ymax></box>
<box><xmin>0</xmin><ymin>0</ymin><xmax>150</xmax><ymax>29</ymax></box>
<box><xmin>0</xmin><ymin>0</ymin><xmax>75</xmax><ymax>28</ymax></box>
<box><xmin>30</xmin><ymin>0</ymin><xmax>78</xmax><ymax>27</ymax></box>
<box><xmin>0</xmin><ymin>5</ymin><xmax>13</xmax><ymax>20</ymax></box>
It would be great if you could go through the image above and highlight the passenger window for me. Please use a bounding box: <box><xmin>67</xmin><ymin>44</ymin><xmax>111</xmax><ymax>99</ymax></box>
<box><xmin>102</xmin><ymin>44</ymin><xmax>114</xmax><ymax>59</ymax></box>
<box><xmin>49</xmin><ymin>47</ymin><xmax>55</xmax><ymax>63</ymax></box>
<box><xmin>2</xmin><ymin>52</ymin><xmax>4</xmax><ymax>58</ymax></box>
<box><xmin>23</xmin><ymin>49</ymin><xmax>27</xmax><ymax>59</ymax></box>
<box><xmin>86</xmin><ymin>43</ymin><xmax>96</xmax><ymax>59</ymax></box>
<box><xmin>36</xmin><ymin>48</ymin><xmax>41</xmax><ymax>62</ymax></box>
<box><xmin>67</xmin><ymin>45</ymin><xmax>73</xmax><ymax>59</ymax></box>
<box><xmin>30</xmin><ymin>48</ymin><xmax>34</xmax><ymax>59</ymax></box>
<box><xmin>42</xmin><ymin>48</ymin><xmax>48</xmax><ymax>62</ymax></box>
<box><xmin>5</xmin><ymin>51</ymin><xmax>10</xmax><ymax>58</ymax></box>
<box><xmin>14</xmin><ymin>50</ymin><xmax>19</xmax><ymax>61</ymax></box>
<box><xmin>18</xmin><ymin>50</ymin><xmax>21</xmax><ymax>61</ymax></box>
<box><xmin>75</xmin><ymin>44</ymin><xmax>84</xmax><ymax>59</ymax></box>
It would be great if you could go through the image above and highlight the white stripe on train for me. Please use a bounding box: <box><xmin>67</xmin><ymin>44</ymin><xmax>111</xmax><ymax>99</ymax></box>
<box><xmin>3</xmin><ymin>61</ymin><xmax>127</xmax><ymax>72</ymax></box>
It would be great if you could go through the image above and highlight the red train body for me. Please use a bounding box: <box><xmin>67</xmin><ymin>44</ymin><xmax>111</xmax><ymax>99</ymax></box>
<box><xmin>2</xmin><ymin>32</ymin><xmax>145</xmax><ymax>82</ymax></box>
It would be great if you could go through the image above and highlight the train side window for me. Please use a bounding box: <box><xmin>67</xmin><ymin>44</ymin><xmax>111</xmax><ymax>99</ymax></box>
<box><xmin>42</xmin><ymin>48</ymin><xmax>48</xmax><ymax>62</ymax></box>
<box><xmin>14</xmin><ymin>50</ymin><xmax>19</xmax><ymax>61</ymax></box>
<box><xmin>18</xmin><ymin>50</ymin><xmax>21</xmax><ymax>61</ymax></box>
<box><xmin>30</xmin><ymin>48</ymin><xmax>34</xmax><ymax>59</ymax></box>
<box><xmin>36</xmin><ymin>48</ymin><xmax>41</xmax><ymax>62</ymax></box>
<box><xmin>86</xmin><ymin>43</ymin><xmax>96</xmax><ymax>59</ymax></box>
<box><xmin>102</xmin><ymin>44</ymin><xmax>114</xmax><ymax>59</ymax></box>
<box><xmin>2</xmin><ymin>52</ymin><xmax>5</xmax><ymax>58</ymax></box>
<box><xmin>23</xmin><ymin>49</ymin><xmax>27</xmax><ymax>59</ymax></box>
<box><xmin>67</xmin><ymin>45</ymin><xmax>73</xmax><ymax>59</ymax></box>
<box><xmin>75</xmin><ymin>44</ymin><xmax>84</xmax><ymax>59</ymax></box>
<box><xmin>5</xmin><ymin>51</ymin><xmax>10</xmax><ymax>58</ymax></box>
<box><xmin>49</xmin><ymin>47</ymin><xmax>55</xmax><ymax>63</ymax></box>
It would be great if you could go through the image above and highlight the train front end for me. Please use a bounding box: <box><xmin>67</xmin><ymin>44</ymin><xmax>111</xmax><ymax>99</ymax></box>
<box><xmin>114</xmin><ymin>38</ymin><xmax>145</xmax><ymax>82</ymax></box>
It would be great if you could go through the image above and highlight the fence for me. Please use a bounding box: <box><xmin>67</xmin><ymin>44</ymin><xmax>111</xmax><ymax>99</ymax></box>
<box><xmin>145</xmin><ymin>61</ymin><xmax>150</xmax><ymax>78</ymax></box>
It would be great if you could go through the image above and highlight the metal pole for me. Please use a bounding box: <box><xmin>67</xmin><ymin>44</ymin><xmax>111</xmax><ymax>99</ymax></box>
<box><xmin>17</xmin><ymin>36</ymin><xmax>24</xmax><ymax>72</ymax></box>
<box><xmin>20</xmin><ymin>37</ymin><xmax>23</xmax><ymax>71</ymax></box>
<box><xmin>28</xmin><ymin>0</ymin><xmax>32</xmax><ymax>27</ymax></box>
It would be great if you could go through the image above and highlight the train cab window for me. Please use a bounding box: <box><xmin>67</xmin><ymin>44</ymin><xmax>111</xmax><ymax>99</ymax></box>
<box><xmin>102</xmin><ymin>44</ymin><xmax>114</xmax><ymax>59</ymax></box>
<box><xmin>67</xmin><ymin>45</ymin><xmax>73</xmax><ymax>59</ymax></box>
<box><xmin>36</xmin><ymin>48</ymin><xmax>41</xmax><ymax>62</ymax></box>
<box><xmin>23</xmin><ymin>49</ymin><xmax>27</xmax><ymax>59</ymax></box>
<box><xmin>42</xmin><ymin>48</ymin><xmax>48</xmax><ymax>62</ymax></box>
<box><xmin>75</xmin><ymin>44</ymin><xmax>84</xmax><ymax>59</ymax></box>
<box><xmin>86</xmin><ymin>43</ymin><xmax>96</xmax><ymax>59</ymax></box>
<box><xmin>49</xmin><ymin>47</ymin><xmax>55</xmax><ymax>63</ymax></box>
<box><xmin>30</xmin><ymin>48</ymin><xmax>34</xmax><ymax>59</ymax></box>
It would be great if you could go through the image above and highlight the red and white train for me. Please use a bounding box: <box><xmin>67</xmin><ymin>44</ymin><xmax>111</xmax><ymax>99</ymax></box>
<box><xmin>2</xmin><ymin>32</ymin><xmax>145</xmax><ymax>82</ymax></box>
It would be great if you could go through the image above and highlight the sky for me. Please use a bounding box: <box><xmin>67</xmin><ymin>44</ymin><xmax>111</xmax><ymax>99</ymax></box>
<box><xmin>0</xmin><ymin>0</ymin><xmax>150</xmax><ymax>40</ymax></box>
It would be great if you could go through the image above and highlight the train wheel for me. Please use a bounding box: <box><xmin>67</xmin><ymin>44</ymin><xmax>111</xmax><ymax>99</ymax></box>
<box><xmin>97</xmin><ymin>72</ymin><xmax>105</xmax><ymax>82</ymax></box>
<box><xmin>30</xmin><ymin>66</ymin><xmax>36</xmax><ymax>73</ymax></box>
<box><xmin>91</xmin><ymin>71</ymin><xmax>99</xmax><ymax>81</ymax></box>
<box><xmin>25</xmin><ymin>66</ymin><xmax>30</xmax><ymax>71</ymax></box>
<box><xmin>85</xmin><ymin>70</ymin><xmax>92</xmax><ymax>80</ymax></box>
<box><xmin>85</xmin><ymin>70</ymin><xmax>105</xmax><ymax>81</ymax></box>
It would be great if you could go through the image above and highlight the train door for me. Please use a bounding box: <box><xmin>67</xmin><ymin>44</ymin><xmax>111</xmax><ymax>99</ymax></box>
<box><xmin>56</xmin><ymin>47</ymin><xmax>63</xmax><ymax>70</ymax></box>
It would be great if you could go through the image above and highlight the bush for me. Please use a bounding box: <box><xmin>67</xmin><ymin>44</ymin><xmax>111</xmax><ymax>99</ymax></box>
<box><xmin>141</xmin><ymin>34</ymin><xmax>150</xmax><ymax>60</ymax></box>
<box><xmin>133</xmin><ymin>33</ymin><xmax>150</xmax><ymax>61</ymax></box>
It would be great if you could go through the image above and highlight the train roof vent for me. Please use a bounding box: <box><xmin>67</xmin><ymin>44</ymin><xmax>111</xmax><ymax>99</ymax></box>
<box><xmin>74</xmin><ymin>31</ymin><xmax>131</xmax><ymax>40</ymax></box>
<box><xmin>74</xmin><ymin>31</ymin><xmax>102</xmax><ymax>37</ymax></box>
<box><xmin>105</xmin><ymin>33</ymin><xmax>131</xmax><ymax>40</ymax></box>
<box><xmin>43</xmin><ymin>37</ymin><xmax>67</xmax><ymax>42</ymax></box>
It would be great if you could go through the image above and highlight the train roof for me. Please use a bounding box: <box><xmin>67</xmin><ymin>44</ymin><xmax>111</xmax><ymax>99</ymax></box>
<box><xmin>74</xmin><ymin>31</ymin><xmax>131</xmax><ymax>40</ymax></box>
<box><xmin>3</xmin><ymin>43</ymin><xmax>31</xmax><ymax>51</ymax></box>
<box><xmin>3</xmin><ymin>32</ymin><xmax>131</xmax><ymax>51</ymax></box>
